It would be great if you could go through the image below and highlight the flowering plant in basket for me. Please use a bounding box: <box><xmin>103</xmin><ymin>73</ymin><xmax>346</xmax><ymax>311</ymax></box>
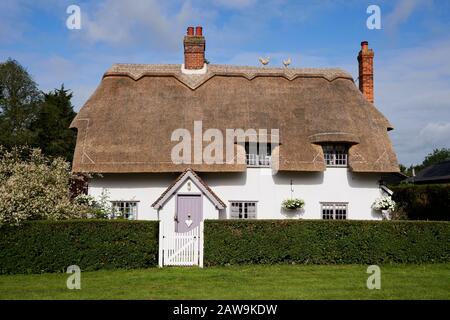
<box><xmin>282</xmin><ymin>198</ymin><xmax>305</xmax><ymax>210</ymax></box>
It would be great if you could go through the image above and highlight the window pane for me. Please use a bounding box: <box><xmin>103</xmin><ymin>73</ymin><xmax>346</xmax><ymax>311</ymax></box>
<box><xmin>335</xmin><ymin>204</ymin><xmax>347</xmax><ymax>220</ymax></box>
<box><xmin>230</xmin><ymin>202</ymin><xmax>257</xmax><ymax>219</ymax></box>
<box><xmin>322</xmin><ymin>204</ymin><xmax>332</xmax><ymax>219</ymax></box>
<box><xmin>245</xmin><ymin>143</ymin><xmax>272</xmax><ymax>167</ymax></box>
<box><xmin>111</xmin><ymin>201</ymin><xmax>138</xmax><ymax>220</ymax></box>
<box><xmin>321</xmin><ymin>203</ymin><xmax>347</xmax><ymax>220</ymax></box>
<box><xmin>322</xmin><ymin>145</ymin><xmax>348</xmax><ymax>167</ymax></box>
<box><xmin>230</xmin><ymin>204</ymin><xmax>240</xmax><ymax>218</ymax></box>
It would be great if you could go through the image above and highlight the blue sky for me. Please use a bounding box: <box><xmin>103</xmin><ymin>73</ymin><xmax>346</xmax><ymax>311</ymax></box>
<box><xmin>1</xmin><ymin>0</ymin><xmax>449</xmax><ymax>166</ymax></box>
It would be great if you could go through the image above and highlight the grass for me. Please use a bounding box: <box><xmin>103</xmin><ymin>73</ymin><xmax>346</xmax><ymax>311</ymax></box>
<box><xmin>0</xmin><ymin>264</ymin><xmax>449</xmax><ymax>300</ymax></box>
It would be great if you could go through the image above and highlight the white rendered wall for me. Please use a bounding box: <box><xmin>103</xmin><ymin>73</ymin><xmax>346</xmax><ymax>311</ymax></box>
<box><xmin>202</xmin><ymin>168</ymin><xmax>384</xmax><ymax>220</ymax></box>
<box><xmin>88</xmin><ymin>173</ymin><xmax>176</xmax><ymax>221</ymax></box>
<box><xmin>88</xmin><ymin>168</ymin><xmax>384</xmax><ymax>221</ymax></box>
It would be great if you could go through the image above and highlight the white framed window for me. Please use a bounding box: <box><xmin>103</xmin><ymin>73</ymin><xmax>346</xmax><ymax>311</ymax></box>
<box><xmin>111</xmin><ymin>201</ymin><xmax>138</xmax><ymax>220</ymax></box>
<box><xmin>321</xmin><ymin>202</ymin><xmax>348</xmax><ymax>220</ymax></box>
<box><xmin>322</xmin><ymin>145</ymin><xmax>348</xmax><ymax>167</ymax></box>
<box><xmin>230</xmin><ymin>201</ymin><xmax>257</xmax><ymax>219</ymax></box>
<box><xmin>245</xmin><ymin>142</ymin><xmax>271</xmax><ymax>167</ymax></box>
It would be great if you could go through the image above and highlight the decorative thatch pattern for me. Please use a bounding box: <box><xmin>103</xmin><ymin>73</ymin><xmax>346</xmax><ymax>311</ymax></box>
<box><xmin>70</xmin><ymin>64</ymin><xmax>399</xmax><ymax>173</ymax></box>
<box><xmin>105</xmin><ymin>64</ymin><xmax>352</xmax><ymax>90</ymax></box>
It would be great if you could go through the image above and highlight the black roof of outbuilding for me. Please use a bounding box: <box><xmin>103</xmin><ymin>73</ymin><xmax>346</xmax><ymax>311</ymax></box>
<box><xmin>411</xmin><ymin>160</ymin><xmax>450</xmax><ymax>183</ymax></box>
<box><xmin>381</xmin><ymin>172</ymin><xmax>409</xmax><ymax>185</ymax></box>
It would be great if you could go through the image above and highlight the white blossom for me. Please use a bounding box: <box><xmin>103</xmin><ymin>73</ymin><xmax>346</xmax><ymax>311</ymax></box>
<box><xmin>0</xmin><ymin>147</ymin><xmax>91</xmax><ymax>226</ymax></box>
<box><xmin>282</xmin><ymin>198</ymin><xmax>305</xmax><ymax>210</ymax></box>
<box><xmin>371</xmin><ymin>196</ymin><xmax>396</xmax><ymax>211</ymax></box>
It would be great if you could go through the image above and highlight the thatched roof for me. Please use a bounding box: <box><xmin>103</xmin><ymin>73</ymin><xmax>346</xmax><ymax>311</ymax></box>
<box><xmin>70</xmin><ymin>64</ymin><xmax>399</xmax><ymax>173</ymax></box>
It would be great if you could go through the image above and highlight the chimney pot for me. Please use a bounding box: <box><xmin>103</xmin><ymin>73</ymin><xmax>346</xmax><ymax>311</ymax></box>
<box><xmin>195</xmin><ymin>26</ymin><xmax>203</xmax><ymax>36</ymax></box>
<box><xmin>187</xmin><ymin>26</ymin><xmax>194</xmax><ymax>36</ymax></box>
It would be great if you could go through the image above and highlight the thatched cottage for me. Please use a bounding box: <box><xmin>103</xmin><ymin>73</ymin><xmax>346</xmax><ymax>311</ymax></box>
<box><xmin>71</xmin><ymin>26</ymin><xmax>399</xmax><ymax>230</ymax></box>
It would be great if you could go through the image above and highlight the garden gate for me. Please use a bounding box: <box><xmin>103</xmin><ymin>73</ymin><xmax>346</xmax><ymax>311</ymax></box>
<box><xmin>158</xmin><ymin>220</ymin><xmax>204</xmax><ymax>267</ymax></box>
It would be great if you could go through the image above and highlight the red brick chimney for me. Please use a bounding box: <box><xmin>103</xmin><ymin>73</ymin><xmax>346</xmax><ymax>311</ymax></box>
<box><xmin>357</xmin><ymin>41</ymin><xmax>374</xmax><ymax>103</ymax></box>
<box><xmin>183</xmin><ymin>26</ymin><xmax>205</xmax><ymax>70</ymax></box>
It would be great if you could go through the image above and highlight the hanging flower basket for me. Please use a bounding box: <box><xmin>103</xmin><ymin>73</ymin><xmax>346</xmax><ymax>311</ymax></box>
<box><xmin>371</xmin><ymin>196</ymin><xmax>396</xmax><ymax>211</ymax></box>
<box><xmin>282</xmin><ymin>198</ymin><xmax>305</xmax><ymax>210</ymax></box>
<box><xmin>372</xmin><ymin>196</ymin><xmax>396</xmax><ymax>220</ymax></box>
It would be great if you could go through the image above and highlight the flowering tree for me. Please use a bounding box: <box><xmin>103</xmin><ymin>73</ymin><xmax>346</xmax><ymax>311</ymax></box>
<box><xmin>0</xmin><ymin>147</ymin><xmax>90</xmax><ymax>226</ymax></box>
<box><xmin>74</xmin><ymin>189</ymin><xmax>116</xmax><ymax>219</ymax></box>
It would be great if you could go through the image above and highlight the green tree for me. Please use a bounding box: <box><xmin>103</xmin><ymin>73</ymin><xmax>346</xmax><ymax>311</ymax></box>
<box><xmin>404</xmin><ymin>148</ymin><xmax>450</xmax><ymax>176</ymax></box>
<box><xmin>32</xmin><ymin>85</ymin><xmax>77</xmax><ymax>162</ymax></box>
<box><xmin>399</xmin><ymin>164</ymin><xmax>408</xmax><ymax>174</ymax></box>
<box><xmin>421</xmin><ymin>148</ymin><xmax>450</xmax><ymax>169</ymax></box>
<box><xmin>0</xmin><ymin>58</ymin><xmax>42</xmax><ymax>147</ymax></box>
<box><xmin>399</xmin><ymin>164</ymin><xmax>416</xmax><ymax>177</ymax></box>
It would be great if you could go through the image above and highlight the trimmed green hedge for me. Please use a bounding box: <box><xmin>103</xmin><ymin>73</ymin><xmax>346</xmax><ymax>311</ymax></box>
<box><xmin>0</xmin><ymin>220</ymin><xmax>158</xmax><ymax>274</ymax></box>
<box><xmin>390</xmin><ymin>184</ymin><xmax>450</xmax><ymax>220</ymax></box>
<box><xmin>204</xmin><ymin>220</ymin><xmax>450</xmax><ymax>265</ymax></box>
<box><xmin>3</xmin><ymin>219</ymin><xmax>449</xmax><ymax>274</ymax></box>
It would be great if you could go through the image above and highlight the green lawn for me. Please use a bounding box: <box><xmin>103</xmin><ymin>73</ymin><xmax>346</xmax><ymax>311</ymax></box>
<box><xmin>0</xmin><ymin>264</ymin><xmax>449</xmax><ymax>300</ymax></box>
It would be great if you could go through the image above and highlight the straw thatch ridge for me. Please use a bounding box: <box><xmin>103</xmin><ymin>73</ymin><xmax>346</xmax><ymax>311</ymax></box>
<box><xmin>104</xmin><ymin>64</ymin><xmax>353</xmax><ymax>90</ymax></box>
<box><xmin>70</xmin><ymin>64</ymin><xmax>399</xmax><ymax>173</ymax></box>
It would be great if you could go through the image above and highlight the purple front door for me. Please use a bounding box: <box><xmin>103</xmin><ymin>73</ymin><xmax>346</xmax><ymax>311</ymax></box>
<box><xmin>176</xmin><ymin>194</ymin><xmax>202</xmax><ymax>232</ymax></box>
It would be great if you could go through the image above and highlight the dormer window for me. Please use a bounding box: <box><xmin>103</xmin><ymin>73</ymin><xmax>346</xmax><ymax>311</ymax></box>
<box><xmin>322</xmin><ymin>144</ymin><xmax>348</xmax><ymax>167</ymax></box>
<box><xmin>245</xmin><ymin>142</ymin><xmax>271</xmax><ymax>167</ymax></box>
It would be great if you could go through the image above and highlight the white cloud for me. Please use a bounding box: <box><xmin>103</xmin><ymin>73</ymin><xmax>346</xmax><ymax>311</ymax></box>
<box><xmin>375</xmin><ymin>38</ymin><xmax>450</xmax><ymax>165</ymax></box>
<box><xmin>78</xmin><ymin>0</ymin><xmax>214</xmax><ymax>51</ymax></box>
<box><xmin>419</xmin><ymin>122</ymin><xmax>450</xmax><ymax>146</ymax></box>
<box><xmin>212</xmin><ymin>0</ymin><xmax>257</xmax><ymax>10</ymax></box>
<box><xmin>384</xmin><ymin>0</ymin><xmax>431</xmax><ymax>32</ymax></box>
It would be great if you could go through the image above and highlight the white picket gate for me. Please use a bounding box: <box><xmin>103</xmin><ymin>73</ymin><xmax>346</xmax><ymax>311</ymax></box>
<box><xmin>158</xmin><ymin>221</ymin><xmax>204</xmax><ymax>267</ymax></box>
